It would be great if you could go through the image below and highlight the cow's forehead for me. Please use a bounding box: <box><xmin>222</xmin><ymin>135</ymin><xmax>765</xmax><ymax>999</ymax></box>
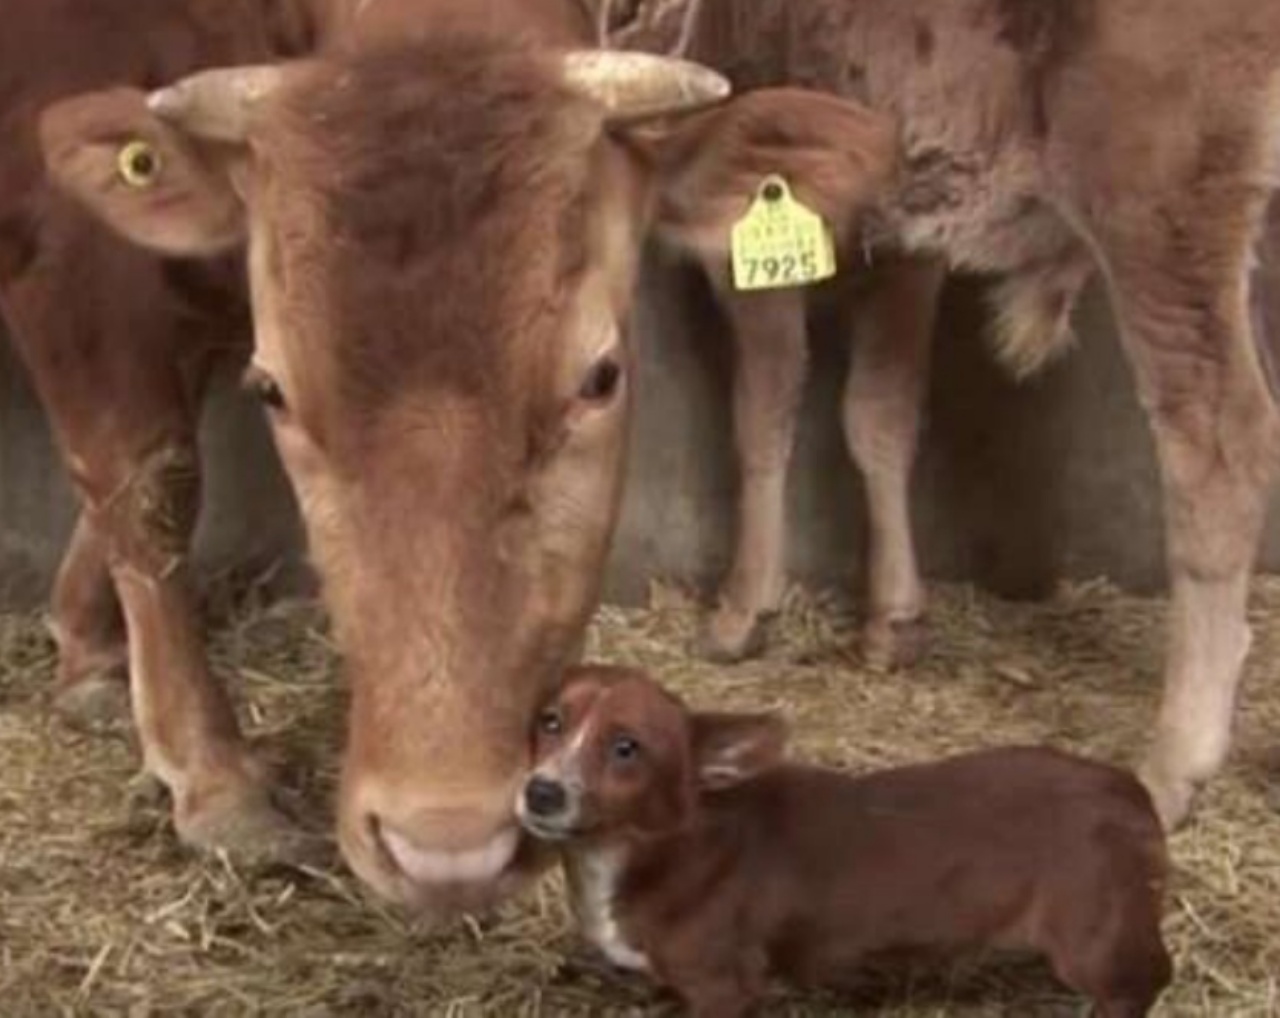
<box><xmin>249</xmin><ymin>37</ymin><xmax>610</xmax><ymax>443</ymax></box>
<box><xmin>258</xmin><ymin>36</ymin><xmax>601</xmax><ymax>267</ymax></box>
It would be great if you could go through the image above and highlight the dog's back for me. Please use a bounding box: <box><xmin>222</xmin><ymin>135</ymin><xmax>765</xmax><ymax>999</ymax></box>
<box><xmin>692</xmin><ymin>747</ymin><xmax>1170</xmax><ymax>1010</ymax></box>
<box><xmin>520</xmin><ymin>670</ymin><xmax>1171</xmax><ymax>1017</ymax></box>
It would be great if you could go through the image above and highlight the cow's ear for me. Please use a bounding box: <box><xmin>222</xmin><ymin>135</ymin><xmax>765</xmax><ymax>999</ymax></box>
<box><xmin>39</xmin><ymin>87</ymin><xmax>247</xmax><ymax>256</ymax></box>
<box><xmin>637</xmin><ymin>88</ymin><xmax>899</xmax><ymax>264</ymax></box>
<box><xmin>690</xmin><ymin>711</ymin><xmax>788</xmax><ymax>790</ymax></box>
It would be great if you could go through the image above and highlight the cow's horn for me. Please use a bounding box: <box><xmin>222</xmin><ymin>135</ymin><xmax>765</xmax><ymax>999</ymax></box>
<box><xmin>561</xmin><ymin>51</ymin><xmax>730</xmax><ymax>123</ymax></box>
<box><xmin>147</xmin><ymin>65</ymin><xmax>288</xmax><ymax>142</ymax></box>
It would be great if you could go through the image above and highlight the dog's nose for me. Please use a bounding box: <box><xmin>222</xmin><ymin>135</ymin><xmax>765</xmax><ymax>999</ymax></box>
<box><xmin>523</xmin><ymin>776</ymin><xmax>568</xmax><ymax>818</ymax></box>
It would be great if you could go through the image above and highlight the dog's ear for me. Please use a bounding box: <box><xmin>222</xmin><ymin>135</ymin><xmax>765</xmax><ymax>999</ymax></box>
<box><xmin>690</xmin><ymin>712</ymin><xmax>788</xmax><ymax>789</ymax></box>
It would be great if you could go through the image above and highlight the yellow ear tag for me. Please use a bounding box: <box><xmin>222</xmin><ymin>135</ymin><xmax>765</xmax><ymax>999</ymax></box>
<box><xmin>730</xmin><ymin>175</ymin><xmax>837</xmax><ymax>292</ymax></box>
<box><xmin>117</xmin><ymin>140</ymin><xmax>162</xmax><ymax>189</ymax></box>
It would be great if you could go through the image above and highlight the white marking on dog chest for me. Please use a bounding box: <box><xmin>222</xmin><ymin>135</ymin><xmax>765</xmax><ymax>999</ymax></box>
<box><xmin>566</xmin><ymin>848</ymin><xmax>651</xmax><ymax>973</ymax></box>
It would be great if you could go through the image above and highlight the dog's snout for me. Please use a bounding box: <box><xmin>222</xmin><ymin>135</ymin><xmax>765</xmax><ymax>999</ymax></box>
<box><xmin>524</xmin><ymin>776</ymin><xmax>568</xmax><ymax>818</ymax></box>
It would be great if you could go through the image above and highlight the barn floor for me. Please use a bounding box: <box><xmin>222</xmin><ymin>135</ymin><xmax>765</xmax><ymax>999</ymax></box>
<box><xmin>1</xmin><ymin>578</ymin><xmax>1278</xmax><ymax>1017</ymax></box>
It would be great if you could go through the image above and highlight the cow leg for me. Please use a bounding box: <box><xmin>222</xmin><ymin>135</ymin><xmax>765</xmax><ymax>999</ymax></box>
<box><xmin>2</xmin><ymin>239</ymin><xmax>315</xmax><ymax>863</ymax></box>
<box><xmin>844</xmin><ymin>256</ymin><xmax>943</xmax><ymax>669</ymax></box>
<box><xmin>700</xmin><ymin>285</ymin><xmax>808</xmax><ymax>662</ymax></box>
<box><xmin>48</xmin><ymin>511</ymin><xmax>131</xmax><ymax>732</ymax></box>
<box><xmin>92</xmin><ymin>436</ymin><xmax>319</xmax><ymax>861</ymax></box>
<box><xmin>1095</xmin><ymin>227</ymin><xmax>1280</xmax><ymax>828</ymax></box>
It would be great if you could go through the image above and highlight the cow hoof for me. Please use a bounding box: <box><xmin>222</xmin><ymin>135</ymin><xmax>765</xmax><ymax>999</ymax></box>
<box><xmin>862</xmin><ymin>616</ymin><xmax>927</xmax><ymax>672</ymax></box>
<box><xmin>1136</xmin><ymin>761</ymin><xmax>1196</xmax><ymax>832</ymax></box>
<box><xmin>698</xmin><ymin>608</ymin><xmax>768</xmax><ymax>663</ymax></box>
<box><xmin>52</xmin><ymin>670</ymin><xmax>133</xmax><ymax>734</ymax></box>
<box><xmin>177</xmin><ymin>787</ymin><xmax>330</xmax><ymax>869</ymax></box>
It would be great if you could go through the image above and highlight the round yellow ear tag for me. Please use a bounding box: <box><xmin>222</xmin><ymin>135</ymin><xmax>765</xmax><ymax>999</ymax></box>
<box><xmin>730</xmin><ymin>175</ymin><xmax>837</xmax><ymax>291</ymax></box>
<box><xmin>117</xmin><ymin>140</ymin><xmax>162</xmax><ymax>189</ymax></box>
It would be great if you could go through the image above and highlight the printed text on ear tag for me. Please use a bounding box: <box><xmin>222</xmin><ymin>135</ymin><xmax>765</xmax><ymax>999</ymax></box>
<box><xmin>730</xmin><ymin>176</ymin><xmax>837</xmax><ymax>292</ymax></box>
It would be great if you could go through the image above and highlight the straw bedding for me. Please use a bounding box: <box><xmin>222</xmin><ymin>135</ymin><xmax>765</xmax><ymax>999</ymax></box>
<box><xmin>1</xmin><ymin>578</ymin><xmax>1277</xmax><ymax>1016</ymax></box>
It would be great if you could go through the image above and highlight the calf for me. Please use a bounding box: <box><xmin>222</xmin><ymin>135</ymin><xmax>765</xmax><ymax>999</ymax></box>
<box><xmin>597</xmin><ymin>0</ymin><xmax>1280</xmax><ymax>830</ymax></box>
<box><xmin>518</xmin><ymin>666</ymin><xmax>1172</xmax><ymax>1018</ymax></box>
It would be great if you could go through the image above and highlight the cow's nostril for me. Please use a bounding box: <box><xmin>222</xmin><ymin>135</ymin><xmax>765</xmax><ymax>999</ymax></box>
<box><xmin>524</xmin><ymin>776</ymin><xmax>568</xmax><ymax>818</ymax></box>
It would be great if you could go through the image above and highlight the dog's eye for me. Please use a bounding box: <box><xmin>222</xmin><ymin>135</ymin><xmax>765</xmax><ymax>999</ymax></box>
<box><xmin>611</xmin><ymin>735</ymin><xmax>641</xmax><ymax>762</ymax></box>
<box><xmin>537</xmin><ymin>708</ymin><xmax>564</xmax><ymax>737</ymax></box>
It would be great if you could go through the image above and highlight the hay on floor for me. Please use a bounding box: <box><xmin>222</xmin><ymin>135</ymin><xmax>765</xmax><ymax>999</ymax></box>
<box><xmin>0</xmin><ymin>578</ymin><xmax>1278</xmax><ymax>1016</ymax></box>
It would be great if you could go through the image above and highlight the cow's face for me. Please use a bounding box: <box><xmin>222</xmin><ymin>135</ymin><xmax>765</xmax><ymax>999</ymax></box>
<box><xmin>40</xmin><ymin>36</ymin><xmax>896</xmax><ymax>912</ymax></box>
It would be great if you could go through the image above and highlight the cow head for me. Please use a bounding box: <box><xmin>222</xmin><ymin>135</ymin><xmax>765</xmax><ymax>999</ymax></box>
<box><xmin>39</xmin><ymin>34</ymin><xmax>896</xmax><ymax>912</ymax></box>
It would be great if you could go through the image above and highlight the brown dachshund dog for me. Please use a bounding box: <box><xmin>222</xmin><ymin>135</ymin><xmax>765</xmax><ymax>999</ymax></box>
<box><xmin>518</xmin><ymin>666</ymin><xmax>1172</xmax><ymax>1018</ymax></box>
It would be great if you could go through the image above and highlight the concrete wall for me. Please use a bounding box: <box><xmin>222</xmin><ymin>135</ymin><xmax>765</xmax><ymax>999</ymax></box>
<box><xmin>3</xmin><ymin>251</ymin><xmax>1278</xmax><ymax>610</ymax></box>
<box><xmin>0</xmin><ymin>346</ymin><xmax>308</xmax><ymax>609</ymax></box>
<box><xmin>610</xmin><ymin>247</ymin><xmax>1280</xmax><ymax>603</ymax></box>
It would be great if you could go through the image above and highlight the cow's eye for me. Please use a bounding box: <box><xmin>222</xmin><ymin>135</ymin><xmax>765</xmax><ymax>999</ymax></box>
<box><xmin>244</xmin><ymin>367</ymin><xmax>287</xmax><ymax>412</ymax></box>
<box><xmin>579</xmin><ymin>355</ymin><xmax>623</xmax><ymax>404</ymax></box>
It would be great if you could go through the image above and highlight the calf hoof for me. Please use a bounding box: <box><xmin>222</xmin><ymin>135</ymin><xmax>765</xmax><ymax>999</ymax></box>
<box><xmin>177</xmin><ymin>786</ymin><xmax>330</xmax><ymax>869</ymax></box>
<box><xmin>1136</xmin><ymin>760</ymin><xmax>1196</xmax><ymax>832</ymax></box>
<box><xmin>698</xmin><ymin>607</ymin><xmax>769</xmax><ymax>663</ymax></box>
<box><xmin>862</xmin><ymin>616</ymin><xmax>927</xmax><ymax>671</ymax></box>
<box><xmin>52</xmin><ymin>670</ymin><xmax>132</xmax><ymax>734</ymax></box>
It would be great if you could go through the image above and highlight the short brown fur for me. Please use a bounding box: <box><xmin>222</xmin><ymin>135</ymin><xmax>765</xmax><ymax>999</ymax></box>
<box><xmin>524</xmin><ymin>666</ymin><xmax>1173</xmax><ymax>1018</ymax></box>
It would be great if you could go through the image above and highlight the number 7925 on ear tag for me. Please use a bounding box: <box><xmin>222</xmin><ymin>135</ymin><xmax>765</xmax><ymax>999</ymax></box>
<box><xmin>730</xmin><ymin>175</ymin><xmax>838</xmax><ymax>292</ymax></box>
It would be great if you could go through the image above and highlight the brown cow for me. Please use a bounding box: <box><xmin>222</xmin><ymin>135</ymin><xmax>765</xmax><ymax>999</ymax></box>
<box><xmin>19</xmin><ymin>0</ymin><xmax>898</xmax><ymax>910</ymax></box>
<box><xmin>1</xmin><ymin>0</ymin><xmax>319</xmax><ymax>860</ymax></box>
<box><xmin>601</xmin><ymin>0</ymin><xmax>1280</xmax><ymax>830</ymax></box>
<box><xmin>519</xmin><ymin>665</ymin><xmax>1172</xmax><ymax>1018</ymax></box>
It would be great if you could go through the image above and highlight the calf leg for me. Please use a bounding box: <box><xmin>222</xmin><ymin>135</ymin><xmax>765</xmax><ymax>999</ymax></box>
<box><xmin>48</xmin><ymin>511</ymin><xmax>130</xmax><ymax>731</ymax></box>
<box><xmin>1092</xmin><ymin>217</ymin><xmax>1280</xmax><ymax>827</ymax></box>
<box><xmin>844</xmin><ymin>256</ymin><xmax>943</xmax><ymax>668</ymax></box>
<box><xmin>1129</xmin><ymin>313</ymin><xmax>1276</xmax><ymax>828</ymax></box>
<box><xmin>700</xmin><ymin>285</ymin><xmax>808</xmax><ymax>662</ymax></box>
